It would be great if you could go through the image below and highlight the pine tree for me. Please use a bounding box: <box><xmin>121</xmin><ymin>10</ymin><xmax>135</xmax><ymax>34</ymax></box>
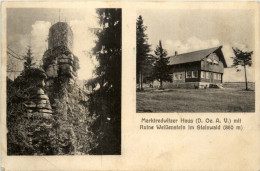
<box><xmin>23</xmin><ymin>46</ymin><xmax>35</xmax><ymax>70</ymax></box>
<box><xmin>88</xmin><ymin>9</ymin><xmax>121</xmax><ymax>154</ymax></box>
<box><xmin>231</xmin><ymin>47</ymin><xmax>253</xmax><ymax>90</ymax></box>
<box><xmin>136</xmin><ymin>15</ymin><xmax>151</xmax><ymax>90</ymax></box>
<box><xmin>153</xmin><ymin>40</ymin><xmax>172</xmax><ymax>89</ymax></box>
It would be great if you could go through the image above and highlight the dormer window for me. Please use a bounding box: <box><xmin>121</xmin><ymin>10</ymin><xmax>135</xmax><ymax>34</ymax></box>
<box><xmin>213</xmin><ymin>60</ymin><xmax>219</xmax><ymax>65</ymax></box>
<box><xmin>206</xmin><ymin>58</ymin><xmax>213</xmax><ymax>63</ymax></box>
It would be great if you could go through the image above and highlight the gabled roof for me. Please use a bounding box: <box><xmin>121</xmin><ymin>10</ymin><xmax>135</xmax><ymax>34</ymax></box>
<box><xmin>168</xmin><ymin>46</ymin><xmax>227</xmax><ymax>67</ymax></box>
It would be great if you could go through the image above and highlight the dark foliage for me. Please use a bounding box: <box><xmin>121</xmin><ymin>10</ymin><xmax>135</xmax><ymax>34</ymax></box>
<box><xmin>136</xmin><ymin>15</ymin><xmax>151</xmax><ymax>90</ymax></box>
<box><xmin>231</xmin><ymin>47</ymin><xmax>253</xmax><ymax>90</ymax></box>
<box><xmin>7</xmin><ymin>66</ymin><xmax>96</xmax><ymax>155</ymax></box>
<box><xmin>232</xmin><ymin>47</ymin><xmax>253</xmax><ymax>67</ymax></box>
<box><xmin>153</xmin><ymin>40</ymin><xmax>172</xmax><ymax>89</ymax></box>
<box><xmin>88</xmin><ymin>8</ymin><xmax>121</xmax><ymax>155</ymax></box>
<box><xmin>143</xmin><ymin>54</ymin><xmax>156</xmax><ymax>81</ymax></box>
<box><xmin>23</xmin><ymin>46</ymin><xmax>36</xmax><ymax>71</ymax></box>
<box><xmin>85</xmin><ymin>77</ymin><xmax>100</xmax><ymax>91</ymax></box>
<box><xmin>7</xmin><ymin>68</ymin><xmax>56</xmax><ymax>155</ymax></box>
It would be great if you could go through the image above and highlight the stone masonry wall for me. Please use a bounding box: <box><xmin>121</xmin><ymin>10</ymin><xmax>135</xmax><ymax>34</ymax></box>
<box><xmin>48</xmin><ymin>22</ymin><xmax>73</xmax><ymax>52</ymax></box>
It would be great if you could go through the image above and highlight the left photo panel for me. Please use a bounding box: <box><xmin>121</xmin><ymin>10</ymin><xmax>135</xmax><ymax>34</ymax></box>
<box><xmin>6</xmin><ymin>8</ymin><xmax>122</xmax><ymax>155</ymax></box>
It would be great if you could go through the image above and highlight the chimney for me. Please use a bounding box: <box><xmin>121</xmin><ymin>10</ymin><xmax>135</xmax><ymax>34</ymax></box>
<box><xmin>175</xmin><ymin>51</ymin><xmax>178</xmax><ymax>56</ymax></box>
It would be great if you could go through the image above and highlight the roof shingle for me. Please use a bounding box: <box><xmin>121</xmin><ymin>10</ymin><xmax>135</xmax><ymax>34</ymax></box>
<box><xmin>168</xmin><ymin>46</ymin><xmax>223</xmax><ymax>65</ymax></box>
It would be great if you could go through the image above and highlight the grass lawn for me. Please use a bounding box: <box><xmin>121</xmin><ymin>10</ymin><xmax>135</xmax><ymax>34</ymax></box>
<box><xmin>136</xmin><ymin>82</ymin><xmax>255</xmax><ymax>113</ymax></box>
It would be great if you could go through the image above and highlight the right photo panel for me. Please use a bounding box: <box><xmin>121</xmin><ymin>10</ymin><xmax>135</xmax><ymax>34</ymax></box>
<box><xmin>136</xmin><ymin>9</ymin><xmax>255</xmax><ymax>113</ymax></box>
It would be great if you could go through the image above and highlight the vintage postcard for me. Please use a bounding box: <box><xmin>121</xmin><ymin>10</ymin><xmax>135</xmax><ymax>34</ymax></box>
<box><xmin>1</xmin><ymin>1</ymin><xmax>260</xmax><ymax>171</ymax></box>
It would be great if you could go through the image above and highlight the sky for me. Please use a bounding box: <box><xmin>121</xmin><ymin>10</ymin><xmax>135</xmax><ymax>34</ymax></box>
<box><xmin>138</xmin><ymin>9</ymin><xmax>256</xmax><ymax>82</ymax></box>
<box><xmin>7</xmin><ymin>8</ymin><xmax>99</xmax><ymax>80</ymax></box>
<box><xmin>6</xmin><ymin>8</ymin><xmax>256</xmax><ymax>82</ymax></box>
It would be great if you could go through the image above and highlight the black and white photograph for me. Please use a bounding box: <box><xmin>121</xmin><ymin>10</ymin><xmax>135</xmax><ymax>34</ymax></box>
<box><xmin>6</xmin><ymin>8</ymin><xmax>122</xmax><ymax>155</ymax></box>
<box><xmin>136</xmin><ymin>9</ymin><xmax>255</xmax><ymax>113</ymax></box>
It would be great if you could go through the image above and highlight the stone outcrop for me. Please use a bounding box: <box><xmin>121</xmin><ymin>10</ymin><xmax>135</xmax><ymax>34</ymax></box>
<box><xmin>42</xmin><ymin>21</ymin><xmax>80</xmax><ymax>111</ymax></box>
<box><xmin>42</xmin><ymin>47</ymin><xmax>78</xmax><ymax>88</ymax></box>
<box><xmin>43</xmin><ymin>22</ymin><xmax>86</xmax><ymax>154</ymax></box>
<box><xmin>22</xmin><ymin>21</ymin><xmax>90</xmax><ymax>155</ymax></box>
<box><xmin>9</xmin><ymin>21</ymin><xmax>93</xmax><ymax>155</ymax></box>
<box><xmin>25</xmin><ymin>88</ymin><xmax>52</xmax><ymax>114</ymax></box>
<box><xmin>24</xmin><ymin>71</ymin><xmax>53</xmax><ymax>122</ymax></box>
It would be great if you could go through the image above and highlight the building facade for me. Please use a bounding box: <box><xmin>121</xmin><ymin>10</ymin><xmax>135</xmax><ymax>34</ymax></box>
<box><xmin>162</xmin><ymin>46</ymin><xmax>227</xmax><ymax>89</ymax></box>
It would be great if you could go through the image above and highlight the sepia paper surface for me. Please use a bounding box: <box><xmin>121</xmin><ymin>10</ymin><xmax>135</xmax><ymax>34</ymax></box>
<box><xmin>1</xmin><ymin>1</ymin><xmax>260</xmax><ymax>170</ymax></box>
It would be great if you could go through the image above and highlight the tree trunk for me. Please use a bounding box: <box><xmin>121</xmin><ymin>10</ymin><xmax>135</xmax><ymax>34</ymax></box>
<box><xmin>138</xmin><ymin>71</ymin><xmax>141</xmax><ymax>90</ymax></box>
<box><xmin>140</xmin><ymin>71</ymin><xmax>143</xmax><ymax>90</ymax></box>
<box><xmin>160</xmin><ymin>79</ymin><xmax>162</xmax><ymax>89</ymax></box>
<box><xmin>244</xmin><ymin>65</ymin><xmax>248</xmax><ymax>90</ymax></box>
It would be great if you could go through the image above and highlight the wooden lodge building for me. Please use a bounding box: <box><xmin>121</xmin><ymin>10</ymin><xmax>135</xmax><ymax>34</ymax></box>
<box><xmin>157</xmin><ymin>46</ymin><xmax>227</xmax><ymax>89</ymax></box>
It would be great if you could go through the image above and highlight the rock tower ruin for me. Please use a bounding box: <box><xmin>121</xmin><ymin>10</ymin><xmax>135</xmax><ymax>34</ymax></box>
<box><xmin>25</xmin><ymin>22</ymin><xmax>89</xmax><ymax>154</ymax></box>
<box><xmin>43</xmin><ymin>22</ymin><xmax>78</xmax><ymax>87</ymax></box>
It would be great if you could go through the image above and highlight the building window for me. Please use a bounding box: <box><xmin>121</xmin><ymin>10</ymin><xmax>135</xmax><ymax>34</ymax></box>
<box><xmin>174</xmin><ymin>73</ymin><xmax>178</xmax><ymax>80</ymax></box>
<box><xmin>173</xmin><ymin>72</ymin><xmax>183</xmax><ymax>80</ymax></box>
<box><xmin>169</xmin><ymin>74</ymin><xmax>173</xmax><ymax>81</ymax></box>
<box><xmin>206</xmin><ymin>72</ymin><xmax>210</xmax><ymax>79</ymax></box>
<box><xmin>218</xmin><ymin>74</ymin><xmax>222</xmax><ymax>80</ymax></box>
<box><xmin>213</xmin><ymin>60</ymin><xmax>219</xmax><ymax>65</ymax></box>
<box><xmin>201</xmin><ymin>71</ymin><xmax>205</xmax><ymax>78</ymax></box>
<box><xmin>207</xmin><ymin>58</ymin><xmax>213</xmax><ymax>64</ymax></box>
<box><xmin>179</xmin><ymin>73</ymin><xmax>183</xmax><ymax>80</ymax></box>
<box><xmin>214</xmin><ymin>73</ymin><xmax>217</xmax><ymax>79</ymax></box>
<box><xmin>186</xmin><ymin>71</ymin><xmax>192</xmax><ymax>78</ymax></box>
<box><xmin>192</xmin><ymin>71</ymin><xmax>198</xmax><ymax>78</ymax></box>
